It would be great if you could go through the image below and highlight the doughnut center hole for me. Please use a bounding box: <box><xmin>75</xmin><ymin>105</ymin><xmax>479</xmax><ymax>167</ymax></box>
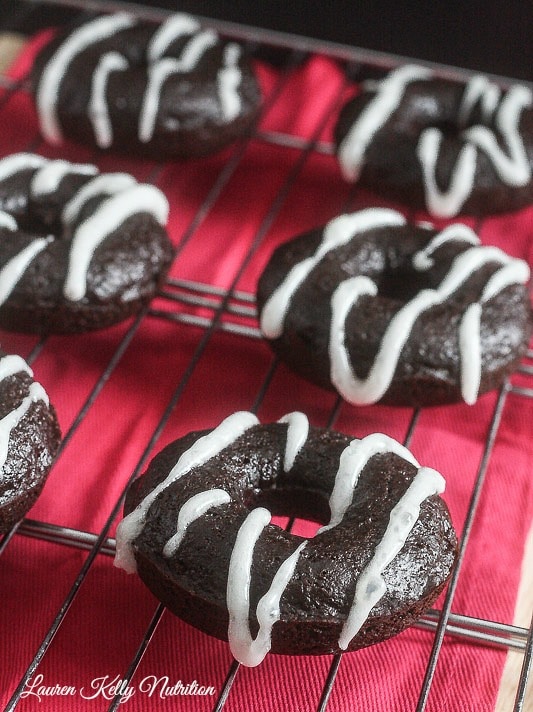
<box><xmin>250</xmin><ymin>487</ymin><xmax>331</xmax><ymax>538</ymax></box>
<box><xmin>376</xmin><ymin>267</ymin><xmax>433</xmax><ymax>302</ymax></box>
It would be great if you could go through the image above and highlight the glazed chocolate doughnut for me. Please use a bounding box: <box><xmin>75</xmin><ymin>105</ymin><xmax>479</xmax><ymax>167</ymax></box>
<box><xmin>0</xmin><ymin>350</ymin><xmax>60</xmax><ymax>532</ymax></box>
<box><xmin>257</xmin><ymin>208</ymin><xmax>531</xmax><ymax>407</ymax></box>
<box><xmin>0</xmin><ymin>153</ymin><xmax>173</xmax><ymax>334</ymax></box>
<box><xmin>114</xmin><ymin>411</ymin><xmax>457</xmax><ymax>664</ymax></box>
<box><xmin>31</xmin><ymin>13</ymin><xmax>261</xmax><ymax>160</ymax></box>
<box><xmin>334</xmin><ymin>65</ymin><xmax>533</xmax><ymax>217</ymax></box>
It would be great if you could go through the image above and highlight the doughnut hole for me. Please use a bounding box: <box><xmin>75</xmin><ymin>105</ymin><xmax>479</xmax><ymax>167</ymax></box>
<box><xmin>250</xmin><ymin>486</ymin><xmax>331</xmax><ymax>538</ymax></box>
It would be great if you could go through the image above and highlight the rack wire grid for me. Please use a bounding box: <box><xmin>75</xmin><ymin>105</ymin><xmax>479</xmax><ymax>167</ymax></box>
<box><xmin>0</xmin><ymin>1</ymin><xmax>532</xmax><ymax>710</ymax></box>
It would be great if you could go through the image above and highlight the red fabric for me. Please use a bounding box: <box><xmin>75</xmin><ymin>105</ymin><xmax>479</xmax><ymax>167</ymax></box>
<box><xmin>1</xmin><ymin>32</ymin><xmax>532</xmax><ymax>712</ymax></box>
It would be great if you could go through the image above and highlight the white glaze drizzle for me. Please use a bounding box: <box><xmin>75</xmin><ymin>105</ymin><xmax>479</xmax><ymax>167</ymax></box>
<box><xmin>319</xmin><ymin>433</ymin><xmax>420</xmax><ymax>533</ymax></box>
<box><xmin>458</xmin><ymin>75</ymin><xmax>501</xmax><ymax>126</ymax></box>
<box><xmin>482</xmin><ymin>260</ymin><xmax>530</xmax><ymax>302</ymax></box>
<box><xmin>338</xmin><ymin>64</ymin><xmax>432</xmax><ymax>181</ymax></box>
<box><xmin>36</xmin><ymin>13</ymin><xmax>136</xmax><ymax>144</ymax></box>
<box><xmin>0</xmin><ymin>153</ymin><xmax>46</xmax><ymax>182</ymax></box>
<box><xmin>260</xmin><ymin>208</ymin><xmax>407</xmax><ymax>340</ymax></box>
<box><xmin>417</xmin><ymin>129</ymin><xmax>478</xmax><ymax>218</ymax></box>
<box><xmin>329</xmin><ymin>275</ymin><xmax>379</xmax><ymax>403</ymax></box>
<box><xmin>412</xmin><ymin>223</ymin><xmax>484</xmax><ymax>405</ymax></box>
<box><xmin>417</xmin><ymin>79</ymin><xmax>532</xmax><ymax>217</ymax></box>
<box><xmin>138</xmin><ymin>29</ymin><xmax>218</xmax><ymax>143</ymax></box>
<box><xmin>339</xmin><ymin>66</ymin><xmax>532</xmax><ymax>217</ymax></box>
<box><xmin>147</xmin><ymin>13</ymin><xmax>200</xmax><ymax>62</ymax></box>
<box><xmin>61</xmin><ymin>173</ymin><xmax>137</xmax><ymax>225</ymax></box>
<box><xmin>0</xmin><ymin>154</ymin><xmax>170</xmax><ymax>303</ymax></box>
<box><xmin>162</xmin><ymin>488</ymin><xmax>231</xmax><ymax>558</ymax></box>
<box><xmin>277</xmin><ymin>411</ymin><xmax>309</xmax><ymax>471</ymax></box>
<box><xmin>338</xmin><ymin>465</ymin><xmax>445</xmax><ymax>650</ymax></box>
<box><xmin>0</xmin><ymin>357</ymin><xmax>49</xmax><ymax>522</ymax></box>
<box><xmin>329</xmin><ymin>244</ymin><xmax>530</xmax><ymax>405</ymax></box>
<box><xmin>227</xmin><ymin>507</ymin><xmax>307</xmax><ymax>666</ymax></box>
<box><xmin>114</xmin><ymin>411</ymin><xmax>259</xmax><ymax>574</ymax></box>
<box><xmin>462</xmin><ymin>84</ymin><xmax>533</xmax><ymax>184</ymax></box>
<box><xmin>0</xmin><ymin>354</ymin><xmax>32</xmax><ymax>381</ymax></box>
<box><xmin>63</xmin><ymin>183</ymin><xmax>169</xmax><ymax>301</ymax></box>
<box><xmin>160</xmin><ymin>412</ymin><xmax>309</xmax><ymax>561</ymax></box>
<box><xmin>412</xmin><ymin>223</ymin><xmax>480</xmax><ymax>270</ymax></box>
<box><xmin>0</xmin><ymin>236</ymin><xmax>53</xmax><ymax>306</ymax></box>
<box><xmin>30</xmin><ymin>160</ymin><xmax>98</xmax><ymax>196</ymax></box>
<box><xmin>459</xmin><ymin>303</ymin><xmax>482</xmax><ymax>405</ymax></box>
<box><xmin>0</xmin><ymin>211</ymin><xmax>17</xmax><ymax>232</ymax></box>
<box><xmin>458</xmin><ymin>258</ymin><xmax>530</xmax><ymax>404</ymax></box>
<box><xmin>0</xmin><ymin>381</ymin><xmax>49</xmax><ymax>471</ymax></box>
<box><xmin>217</xmin><ymin>44</ymin><xmax>242</xmax><ymax>121</ymax></box>
<box><xmin>89</xmin><ymin>52</ymin><xmax>130</xmax><ymax>148</ymax></box>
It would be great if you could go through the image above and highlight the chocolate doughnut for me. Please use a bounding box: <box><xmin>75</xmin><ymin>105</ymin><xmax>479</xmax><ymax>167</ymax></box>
<box><xmin>0</xmin><ymin>153</ymin><xmax>173</xmax><ymax>334</ymax></box>
<box><xmin>257</xmin><ymin>208</ymin><xmax>531</xmax><ymax>407</ymax></box>
<box><xmin>31</xmin><ymin>13</ymin><xmax>261</xmax><ymax>160</ymax></box>
<box><xmin>334</xmin><ymin>65</ymin><xmax>533</xmax><ymax>217</ymax></box>
<box><xmin>114</xmin><ymin>411</ymin><xmax>457</xmax><ymax>664</ymax></box>
<box><xmin>0</xmin><ymin>351</ymin><xmax>61</xmax><ymax>532</ymax></box>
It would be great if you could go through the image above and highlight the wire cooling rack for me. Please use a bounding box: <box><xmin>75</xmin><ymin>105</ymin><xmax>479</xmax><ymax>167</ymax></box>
<box><xmin>0</xmin><ymin>1</ymin><xmax>532</xmax><ymax>710</ymax></box>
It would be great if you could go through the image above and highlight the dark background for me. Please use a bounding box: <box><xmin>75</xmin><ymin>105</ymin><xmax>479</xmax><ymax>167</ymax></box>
<box><xmin>2</xmin><ymin>0</ymin><xmax>532</xmax><ymax>82</ymax></box>
<box><xmin>146</xmin><ymin>0</ymin><xmax>532</xmax><ymax>81</ymax></box>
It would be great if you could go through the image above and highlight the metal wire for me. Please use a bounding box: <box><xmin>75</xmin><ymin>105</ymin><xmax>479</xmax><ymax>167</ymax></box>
<box><xmin>415</xmin><ymin>383</ymin><xmax>516</xmax><ymax>712</ymax></box>
<box><xmin>0</xmin><ymin>1</ymin><xmax>532</xmax><ymax>710</ymax></box>
<box><xmin>514</xmin><ymin>609</ymin><xmax>533</xmax><ymax>711</ymax></box>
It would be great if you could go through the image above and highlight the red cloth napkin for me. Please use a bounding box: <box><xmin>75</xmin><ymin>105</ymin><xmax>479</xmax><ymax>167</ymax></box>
<box><xmin>0</xmin><ymin>30</ymin><xmax>532</xmax><ymax>712</ymax></box>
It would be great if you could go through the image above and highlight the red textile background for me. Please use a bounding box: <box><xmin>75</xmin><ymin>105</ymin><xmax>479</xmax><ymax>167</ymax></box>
<box><xmin>0</xmin><ymin>30</ymin><xmax>532</xmax><ymax>712</ymax></box>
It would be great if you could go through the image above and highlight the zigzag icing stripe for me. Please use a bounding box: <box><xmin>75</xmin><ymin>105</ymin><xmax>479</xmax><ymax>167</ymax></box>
<box><xmin>339</xmin><ymin>66</ymin><xmax>532</xmax><ymax>217</ymax></box>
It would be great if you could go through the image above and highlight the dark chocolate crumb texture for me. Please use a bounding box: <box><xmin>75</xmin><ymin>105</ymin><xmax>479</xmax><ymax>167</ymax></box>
<box><xmin>257</xmin><ymin>208</ymin><xmax>532</xmax><ymax>407</ymax></box>
<box><xmin>115</xmin><ymin>412</ymin><xmax>457</xmax><ymax>665</ymax></box>
<box><xmin>335</xmin><ymin>65</ymin><xmax>533</xmax><ymax>217</ymax></box>
<box><xmin>31</xmin><ymin>13</ymin><xmax>261</xmax><ymax>160</ymax></box>
<box><xmin>0</xmin><ymin>350</ymin><xmax>61</xmax><ymax>532</ymax></box>
<box><xmin>0</xmin><ymin>153</ymin><xmax>173</xmax><ymax>334</ymax></box>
